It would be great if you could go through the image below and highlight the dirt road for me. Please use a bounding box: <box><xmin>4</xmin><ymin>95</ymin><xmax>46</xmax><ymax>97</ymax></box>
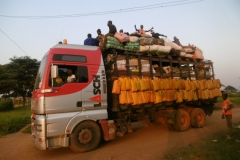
<box><xmin>1</xmin><ymin>104</ymin><xmax>240</xmax><ymax>160</ymax></box>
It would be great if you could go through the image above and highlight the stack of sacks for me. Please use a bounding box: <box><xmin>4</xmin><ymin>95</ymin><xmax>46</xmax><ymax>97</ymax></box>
<box><xmin>138</xmin><ymin>37</ymin><xmax>171</xmax><ymax>55</ymax></box>
<box><xmin>106</xmin><ymin>36</ymin><xmax>124</xmax><ymax>49</ymax></box>
<box><xmin>164</xmin><ymin>38</ymin><xmax>183</xmax><ymax>56</ymax></box>
<box><xmin>192</xmin><ymin>47</ymin><xmax>204</xmax><ymax>60</ymax></box>
<box><xmin>113</xmin><ymin>58</ymin><xmax>150</xmax><ymax>72</ymax></box>
<box><xmin>164</xmin><ymin>38</ymin><xmax>182</xmax><ymax>50</ymax></box>
<box><xmin>124</xmin><ymin>42</ymin><xmax>140</xmax><ymax>51</ymax></box>
<box><xmin>114</xmin><ymin>32</ymin><xmax>130</xmax><ymax>43</ymax></box>
<box><xmin>181</xmin><ymin>45</ymin><xmax>204</xmax><ymax>60</ymax></box>
<box><xmin>115</xmin><ymin>59</ymin><xmax>126</xmax><ymax>70</ymax></box>
<box><xmin>112</xmin><ymin>77</ymin><xmax>222</xmax><ymax>106</ymax></box>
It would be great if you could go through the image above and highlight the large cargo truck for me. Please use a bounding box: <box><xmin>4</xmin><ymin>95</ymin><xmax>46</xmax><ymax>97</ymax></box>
<box><xmin>31</xmin><ymin>43</ymin><xmax>221</xmax><ymax>152</ymax></box>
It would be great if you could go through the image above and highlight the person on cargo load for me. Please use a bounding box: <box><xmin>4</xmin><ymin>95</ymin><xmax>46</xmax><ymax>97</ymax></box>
<box><xmin>67</xmin><ymin>68</ymin><xmax>76</xmax><ymax>83</ymax></box>
<box><xmin>221</xmin><ymin>92</ymin><xmax>234</xmax><ymax>139</ymax></box>
<box><xmin>173</xmin><ymin>36</ymin><xmax>182</xmax><ymax>46</ymax></box>
<box><xmin>84</xmin><ymin>33</ymin><xmax>98</xmax><ymax>46</ymax></box>
<box><xmin>95</xmin><ymin>29</ymin><xmax>104</xmax><ymax>46</ymax></box>
<box><xmin>103</xmin><ymin>20</ymin><xmax>117</xmax><ymax>48</ymax></box>
<box><xmin>119</xmin><ymin>29</ymin><xmax>129</xmax><ymax>36</ymax></box>
<box><xmin>150</xmin><ymin>30</ymin><xmax>167</xmax><ymax>39</ymax></box>
<box><xmin>96</xmin><ymin>29</ymin><xmax>104</xmax><ymax>40</ymax></box>
<box><xmin>133</xmin><ymin>24</ymin><xmax>153</xmax><ymax>37</ymax></box>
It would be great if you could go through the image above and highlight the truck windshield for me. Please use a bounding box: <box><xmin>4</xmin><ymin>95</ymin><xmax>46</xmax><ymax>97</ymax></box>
<box><xmin>34</xmin><ymin>56</ymin><xmax>48</xmax><ymax>89</ymax></box>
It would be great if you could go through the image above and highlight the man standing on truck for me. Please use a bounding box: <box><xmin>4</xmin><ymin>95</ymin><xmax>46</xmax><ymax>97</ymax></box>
<box><xmin>103</xmin><ymin>20</ymin><xmax>117</xmax><ymax>48</ymax></box>
<box><xmin>84</xmin><ymin>33</ymin><xmax>98</xmax><ymax>46</ymax></box>
<box><xmin>95</xmin><ymin>29</ymin><xmax>104</xmax><ymax>46</ymax></box>
<box><xmin>221</xmin><ymin>92</ymin><xmax>234</xmax><ymax>139</ymax></box>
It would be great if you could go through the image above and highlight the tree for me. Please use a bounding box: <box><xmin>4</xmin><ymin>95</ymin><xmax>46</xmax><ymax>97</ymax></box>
<box><xmin>0</xmin><ymin>56</ymin><xmax>40</xmax><ymax>106</ymax></box>
<box><xmin>0</xmin><ymin>64</ymin><xmax>14</xmax><ymax>96</ymax></box>
<box><xmin>224</xmin><ymin>85</ymin><xmax>237</xmax><ymax>92</ymax></box>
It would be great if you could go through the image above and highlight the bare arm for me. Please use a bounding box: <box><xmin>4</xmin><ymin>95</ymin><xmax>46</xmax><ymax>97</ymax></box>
<box><xmin>134</xmin><ymin>25</ymin><xmax>138</xmax><ymax>31</ymax></box>
<box><xmin>145</xmin><ymin>27</ymin><xmax>154</xmax><ymax>32</ymax></box>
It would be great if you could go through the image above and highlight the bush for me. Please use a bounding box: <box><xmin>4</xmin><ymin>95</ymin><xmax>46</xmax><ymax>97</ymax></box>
<box><xmin>0</xmin><ymin>99</ymin><xmax>14</xmax><ymax>111</ymax></box>
<box><xmin>0</xmin><ymin>105</ymin><xmax>31</xmax><ymax>136</ymax></box>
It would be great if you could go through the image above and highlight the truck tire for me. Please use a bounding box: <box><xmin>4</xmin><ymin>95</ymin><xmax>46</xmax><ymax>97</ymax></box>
<box><xmin>70</xmin><ymin>121</ymin><xmax>101</xmax><ymax>153</ymax></box>
<box><xmin>190</xmin><ymin>108</ymin><xmax>206</xmax><ymax>128</ymax></box>
<box><xmin>186</xmin><ymin>108</ymin><xmax>193</xmax><ymax>116</ymax></box>
<box><xmin>172</xmin><ymin>109</ymin><xmax>190</xmax><ymax>132</ymax></box>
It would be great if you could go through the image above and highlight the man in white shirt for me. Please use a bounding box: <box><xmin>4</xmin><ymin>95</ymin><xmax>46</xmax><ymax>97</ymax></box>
<box><xmin>67</xmin><ymin>68</ymin><xmax>76</xmax><ymax>83</ymax></box>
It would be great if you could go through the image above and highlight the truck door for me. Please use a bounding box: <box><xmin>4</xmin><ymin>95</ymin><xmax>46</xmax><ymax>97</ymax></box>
<box><xmin>81</xmin><ymin>65</ymin><xmax>107</xmax><ymax>110</ymax></box>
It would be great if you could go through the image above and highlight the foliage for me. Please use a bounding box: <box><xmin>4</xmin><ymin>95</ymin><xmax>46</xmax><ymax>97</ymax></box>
<box><xmin>22</xmin><ymin>124</ymin><xmax>31</xmax><ymax>134</ymax></box>
<box><xmin>0</xmin><ymin>64</ymin><xmax>13</xmax><ymax>96</ymax></box>
<box><xmin>160</xmin><ymin>126</ymin><xmax>240</xmax><ymax>160</ymax></box>
<box><xmin>218</xmin><ymin>92</ymin><xmax>240</xmax><ymax>104</ymax></box>
<box><xmin>224</xmin><ymin>85</ymin><xmax>238</xmax><ymax>92</ymax></box>
<box><xmin>0</xmin><ymin>105</ymin><xmax>31</xmax><ymax>136</ymax></box>
<box><xmin>0</xmin><ymin>56</ymin><xmax>40</xmax><ymax>106</ymax></box>
<box><xmin>0</xmin><ymin>99</ymin><xmax>14</xmax><ymax>111</ymax></box>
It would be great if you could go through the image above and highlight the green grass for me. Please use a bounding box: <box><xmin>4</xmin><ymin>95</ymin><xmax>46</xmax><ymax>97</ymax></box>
<box><xmin>218</xmin><ymin>97</ymin><xmax>240</xmax><ymax>104</ymax></box>
<box><xmin>22</xmin><ymin>124</ymin><xmax>31</xmax><ymax>134</ymax></box>
<box><xmin>0</xmin><ymin>105</ymin><xmax>31</xmax><ymax>137</ymax></box>
<box><xmin>160</xmin><ymin>124</ymin><xmax>240</xmax><ymax>160</ymax></box>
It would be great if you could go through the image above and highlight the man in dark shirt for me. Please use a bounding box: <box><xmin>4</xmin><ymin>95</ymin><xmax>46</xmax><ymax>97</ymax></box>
<box><xmin>103</xmin><ymin>20</ymin><xmax>117</xmax><ymax>48</ymax></box>
<box><xmin>108</xmin><ymin>20</ymin><xmax>117</xmax><ymax>34</ymax></box>
<box><xmin>150</xmin><ymin>30</ymin><xmax>167</xmax><ymax>39</ymax></box>
<box><xmin>84</xmin><ymin>33</ymin><xmax>97</xmax><ymax>46</ymax></box>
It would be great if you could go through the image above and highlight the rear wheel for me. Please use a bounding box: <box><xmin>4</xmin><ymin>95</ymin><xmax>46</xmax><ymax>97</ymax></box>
<box><xmin>186</xmin><ymin>107</ymin><xmax>193</xmax><ymax>116</ymax></box>
<box><xmin>172</xmin><ymin>109</ymin><xmax>190</xmax><ymax>131</ymax></box>
<box><xmin>70</xmin><ymin>121</ymin><xmax>101</xmax><ymax>153</ymax></box>
<box><xmin>190</xmin><ymin>108</ymin><xmax>206</xmax><ymax>128</ymax></box>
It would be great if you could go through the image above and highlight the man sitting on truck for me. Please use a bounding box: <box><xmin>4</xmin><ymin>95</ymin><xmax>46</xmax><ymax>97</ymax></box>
<box><xmin>67</xmin><ymin>68</ymin><xmax>76</xmax><ymax>83</ymax></box>
<box><xmin>102</xmin><ymin>20</ymin><xmax>117</xmax><ymax>48</ymax></box>
<box><xmin>132</xmin><ymin>24</ymin><xmax>153</xmax><ymax>37</ymax></box>
<box><xmin>84</xmin><ymin>33</ymin><xmax>98</xmax><ymax>46</ymax></box>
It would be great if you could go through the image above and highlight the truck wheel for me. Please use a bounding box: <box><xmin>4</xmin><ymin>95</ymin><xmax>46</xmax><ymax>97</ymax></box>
<box><xmin>172</xmin><ymin>109</ymin><xmax>190</xmax><ymax>132</ymax></box>
<box><xmin>186</xmin><ymin>108</ymin><xmax>193</xmax><ymax>116</ymax></box>
<box><xmin>70</xmin><ymin>121</ymin><xmax>101</xmax><ymax>153</ymax></box>
<box><xmin>190</xmin><ymin>108</ymin><xmax>206</xmax><ymax>128</ymax></box>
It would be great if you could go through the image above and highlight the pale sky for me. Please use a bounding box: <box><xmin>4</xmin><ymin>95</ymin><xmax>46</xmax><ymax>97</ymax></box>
<box><xmin>0</xmin><ymin>0</ymin><xmax>240</xmax><ymax>89</ymax></box>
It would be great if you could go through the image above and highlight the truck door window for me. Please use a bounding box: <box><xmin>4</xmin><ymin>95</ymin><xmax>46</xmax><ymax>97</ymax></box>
<box><xmin>50</xmin><ymin>65</ymin><xmax>88</xmax><ymax>87</ymax></box>
<box><xmin>76</xmin><ymin>66</ymin><xmax>88</xmax><ymax>83</ymax></box>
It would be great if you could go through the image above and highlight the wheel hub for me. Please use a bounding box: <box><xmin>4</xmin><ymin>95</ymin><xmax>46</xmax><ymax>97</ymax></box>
<box><xmin>197</xmin><ymin>114</ymin><xmax>203</xmax><ymax>122</ymax></box>
<box><xmin>180</xmin><ymin>116</ymin><xmax>186</xmax><ymax>125</ymax></box>
<box><xmin>78</xmin><ymin>129</ymin><xmax>93</xmax><ymax>144</ymax></box>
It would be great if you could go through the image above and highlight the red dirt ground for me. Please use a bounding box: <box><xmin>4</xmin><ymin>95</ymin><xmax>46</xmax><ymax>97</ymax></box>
<box><xmin>0</xmin><ymin>103</ymin><xmax>239</xmax><ymax>160</ymax></box>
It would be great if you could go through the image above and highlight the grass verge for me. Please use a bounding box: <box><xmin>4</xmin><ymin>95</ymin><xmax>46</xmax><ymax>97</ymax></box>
<box><xmin>0</xmin><ymin>105</ymin><xmax>31</xmax><ymax>137</ymax></box>
<box><xmin>22</xmin><ymin>124</ymin><xmax>31</xmax><ymax>134</ymax></box>
<box><xmin>160</xmin><ymin>123</ymin><xmax>240</xmax><ymax>160</ymax></box>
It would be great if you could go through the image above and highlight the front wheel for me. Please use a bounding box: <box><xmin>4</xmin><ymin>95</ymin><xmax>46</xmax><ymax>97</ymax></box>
<box><xmin>70</xmin><ymin>121</ymin><xmax>101</xmax><ymax>153</ymax></box>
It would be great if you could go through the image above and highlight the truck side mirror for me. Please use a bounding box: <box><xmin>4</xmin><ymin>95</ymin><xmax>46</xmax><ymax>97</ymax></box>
<box><xmin>51</xmin><ymin>65</ymin><xmax>58</xmax><ymax>79</ymax></box>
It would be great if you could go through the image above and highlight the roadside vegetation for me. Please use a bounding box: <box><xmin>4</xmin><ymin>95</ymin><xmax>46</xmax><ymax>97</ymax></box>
<box><xmin>0</xmin><ymin>105</ymin><xmax>31</xmax><ymax>136</ymax></box>
<box><xmin>160</xmin><ymin>122</ymin><xmax>240</xmax><ymax>160</ymax></box>
<box><xmin>218</xmin><ymin>92</ymin><xmax>240</xmax><ymax>104</ymax></box>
